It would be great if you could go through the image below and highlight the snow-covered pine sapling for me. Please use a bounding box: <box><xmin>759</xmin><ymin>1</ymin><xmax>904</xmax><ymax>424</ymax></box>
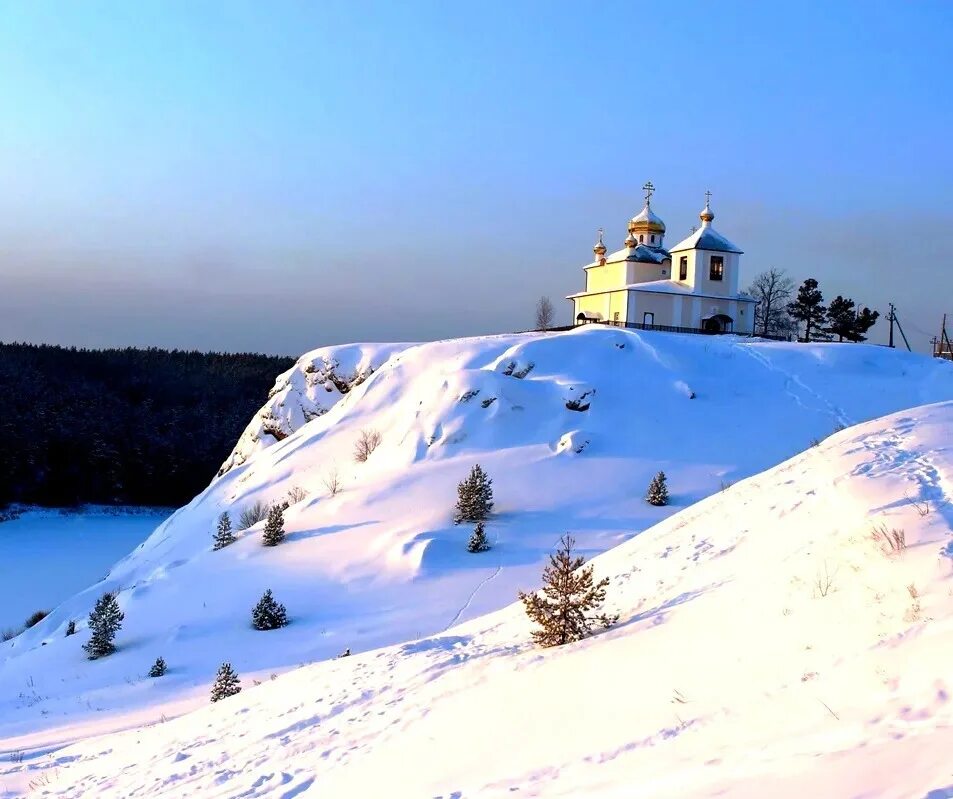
<box><xmin>467</xmin><ymin>521</ymin><xmax>490</xmax><ymax>553</ymax></box>
<box><xmin>645</xmin><ymin>471</ymin><xmax>669</xmax><ymax>506</ymax></box>
<box><xmin>83</xmin><ymin>592</ymin><xmax>124</xmax><ymax>660</ymax></box>
<box><xmin>212</xmin><ymin>511</ymin><xmax>236</xmax><ymax>551</ymax></box>
<box><xmin>454</xmin><ymin>464</ymin><xmax>494</xmax><ymax>524</ymax></box>
<box><xmin>518</xmin><ymin>535</ymin><xmax>617</xmax><ymax>648</ymax></box>
<box><xmin>210</xmin><ymin>662</ymin><xmax>242</xmax><ymax>702</ymax></box>
<box><xmin>251</xmin><ymin>589</ymin><xmax>289</xmax><ymax>631</ymax></box>
<box><xmin>65</xmin><ymin>619</ymin><xmax>76</xmax><ymax>637</ymax></box>
<box><xmin>261</xmin><ymin>505</ymin><xmax>285</xmax><ymax>547</ymax></box>
<box><xmin>148</xmin><ymin>656</ymin><xmax>167</xmax><ymax>678</ymax></box>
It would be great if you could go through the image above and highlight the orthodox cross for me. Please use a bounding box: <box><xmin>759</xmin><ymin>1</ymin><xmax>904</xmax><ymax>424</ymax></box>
<box><xmin>597</xmin><ymin>226</ymin><xmax>604</xmax><ymax>243</ymax></box>
<box><xmin>642</xmin><ymin>180</ymin><xmax>655</xmax><ymax>204</ymax></box>
<box><xmin>704</xmin><ymin>189</ymin><xmax>712</xmax><ymax>207</ymax></box>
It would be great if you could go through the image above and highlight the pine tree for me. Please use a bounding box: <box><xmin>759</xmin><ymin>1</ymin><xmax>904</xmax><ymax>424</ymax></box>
<box><xmin>148</xmin><ymin>656</ymin><xmax>167</xmax><ymax>678</ymax></box>
<box><xmin>467</xmin><ymin>521</ymin><xmax>490</xmax><ymax>553</ymax></box>
<box><xmin>518</xmin><ymin>535</ymin><xmax>616</xmax><ymax>647</ymax></box>
<box><xmin>825</xmin><ymin>295</ymin><xmax>856</xmax><ymax>342</ymax></box>
<box><xmin>210</xmin><ymin>662</ymin><xmax>242</xmax><ymax>702</ymax></box>
<box><xmin>65</xmin><ymin>619</ymin><xmax>76</xmax><ymax>637</ymax></box>
<box><xmin>645</xmin><ymin>471</ymin><xmax>669</xmax><ymax>506</ymax></box>
<box><xmin>454</xmin><ymin>464</ymin><xmax>494</xmax><ymax>524</ymax></box>
<box><xmin>251</xmin><ymin>589</ymin><xmax>289</xmax><ymax>630</ymax></box>
<box><xmin>851</xmin><ymin>306</ymin><xmax>879</xmax><ymax>342</ymax></box>
<box><xmin>786</xmin><ymin>278</ymin><xmax>828</xmax><ymax>342</ymax></box>
<box><xmin>83</xmin><ymin>592</ymin><xmax>124</xmax><ymax>659</ymax></box>
<box><xmin>212</xmin><ymin>511</ymin><xmax>236</xmax><ymax>550</ymax></box>
<box><xmin>261</xmin><ymin>505</ymin><xmax>285</xmax><ymax>547</ymax></box>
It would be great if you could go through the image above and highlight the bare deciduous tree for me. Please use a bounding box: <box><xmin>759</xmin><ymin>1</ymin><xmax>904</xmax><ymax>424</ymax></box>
<box><xmin>535</xmin><ymin>296</ymin><xmax>555</xmax><ymax>331</ymax></box>
<box><xmin>747</xmin><ymin>268</ymin><xmax>795</xmax><ymax>338</ymax></box>
<box><xmin>353</xmin><ymin>428</ymin><xmax>382</xmax><ymax>463</ymax></box>
<box><xmin>323</xmin><ymin>465</ymin><xmax>342</xmax><ymax>496</ymax></box>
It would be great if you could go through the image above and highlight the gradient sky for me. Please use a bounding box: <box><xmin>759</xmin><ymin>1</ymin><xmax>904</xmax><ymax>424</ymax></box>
<box><xmin>1</xmin><ymin>1</ymin><xmax>951</xmax><ymax>355</ymax></box>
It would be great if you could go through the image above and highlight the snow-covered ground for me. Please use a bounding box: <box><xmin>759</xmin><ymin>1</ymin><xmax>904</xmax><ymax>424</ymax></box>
<box><xmin>6</xmin><ymin>399</ymin><xmax>953</xmax><ymax>798</ymax></box>
<box><xmin>2</xmin><ymin>327</ymin><xmax>953</xmax><ymax>796</ymax></box>
<box><xmin>0</xmin><ymin>508</ymin><xmax>169</xmax><ymax>633</ymax></box>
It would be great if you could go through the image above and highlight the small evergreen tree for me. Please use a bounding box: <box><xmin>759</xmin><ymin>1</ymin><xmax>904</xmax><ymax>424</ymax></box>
<box><xmin>251</xmin><ymin>589</ymin><xmax>289</xmax><ymax>630</ymax></box>
<box><xmin>851</xmin><ymin>306</ymin><xmax>879</xmax><ymax>342</ymax></box>
<box><xmin>467</xmin><ymin>521</ymin><xmax>490</xmax><ymax>553</ymax></box>
<box><xmin>787</xmin><ymin>278</ymin><xmax>828</xmax><ymax>342</ymax></box>
<box><xmin>83</xmin><ymin>592</ymin><xmax>124</xmax><ymax>659</ymax></box>
<box><xmin>148</xmin><ymin>656</ymin><xmax>167</xmax><ymax>677</ymax></box>
<box><xmin>261</xmin><ymin>505</ymin><xmax>285</xmax><ymax>547</ymax></box>
<box><xmin>454</xmin><ymin>464</ymin><xmax>494</xmax><ymax>523</ymax></box>
<box><xmin>825</xmin><ymin>295</ymin><xmax>857</xmax><ymax>342</ymax></box>
<box><xmin>65</xmin><ymin>619</ymin><xmax>76</xmax><ymax>637</ymax></box>
<box><xmin>518</xmin><ymin>535</ymin><xmax>616</xmax><ymax>647</ymax></box>
<box><xmin>645</xmin><ymin>471</ymin><xmax>669</xmax><ymax>506</ymax></box>
<box><xmin>212</xmin><ymin>511</ymin><xmax>236</xmax><ymax>551</ymax></box>
<box><xmin>210</xmin><ymin>662</ymin><xmax>242</xmax><ymax>702</ymax></box>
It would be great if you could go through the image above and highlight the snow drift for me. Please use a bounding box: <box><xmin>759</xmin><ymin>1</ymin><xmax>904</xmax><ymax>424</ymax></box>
<box><xmin>2</xmin><ymin>327</ymin><xmax>953</xmax><ymax>779</ymax></box>
<box><xmin>7</xmin><ymin>398</ymin><xmax>953</xmax><ymax>797</ymax></box>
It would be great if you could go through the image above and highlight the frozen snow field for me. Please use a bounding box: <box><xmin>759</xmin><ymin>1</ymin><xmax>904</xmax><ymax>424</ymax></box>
<box><xmin>2</xmin><ymin>327</ymin><xmax>953</xmax><ymax>797</ymax></box>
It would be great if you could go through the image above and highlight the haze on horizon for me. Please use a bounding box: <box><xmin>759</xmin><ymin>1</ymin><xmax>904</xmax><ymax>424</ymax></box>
<box><xmin>0</xmin><ymin>1</ymin><xmax>951</xmax><ymax>356</ymax></box>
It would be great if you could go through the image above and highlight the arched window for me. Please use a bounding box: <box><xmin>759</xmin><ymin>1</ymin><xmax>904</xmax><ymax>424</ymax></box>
<box><xmin>651</xmin><ymin>234</ymin><xmax>655</xmax><ymax>244</ymax></box>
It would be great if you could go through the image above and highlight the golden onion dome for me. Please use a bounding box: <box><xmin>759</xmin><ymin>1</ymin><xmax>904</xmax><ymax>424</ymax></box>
<box><xmin>624</xmin><ymin>231</ymin><xmax>638</xmax><ymax>248</ymax></box>
<box><xmin>592</xmin><ymin>228</ymin><xmax>607</xmax><ymax>257</ymax></box>
<box><xmin>627</xmin><ymin>201</ymin><xmax>666</xmax><ymax>235</ymax></box>
<box><xmin>699</xmin><ymin>191</ymin><xmax>715</xmax><ymax>224</ymax></box>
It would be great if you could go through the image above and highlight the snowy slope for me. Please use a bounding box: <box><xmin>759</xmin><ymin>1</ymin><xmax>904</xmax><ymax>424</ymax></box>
<box><xmin>2</xmin><ymin>327</ymin><xmax>953</xmax><ymax>757</ymax></box>
<box><xmin>6</xmin><ymin>400</ymin><xmax>953</xmax><ymax>798</ymax></box>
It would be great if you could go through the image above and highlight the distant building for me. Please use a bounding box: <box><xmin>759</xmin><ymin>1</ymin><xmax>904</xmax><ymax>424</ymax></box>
<box><xmin>567</xmin><ymin>183</ymin><xmax>756</xmax><ymax>334</ymax></box>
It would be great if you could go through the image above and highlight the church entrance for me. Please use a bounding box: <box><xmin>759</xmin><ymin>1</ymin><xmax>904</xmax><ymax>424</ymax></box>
<box><xmin>702</xmin><ymin>314</ymin><xmax>734</xmax><ymax>333</ymax></box>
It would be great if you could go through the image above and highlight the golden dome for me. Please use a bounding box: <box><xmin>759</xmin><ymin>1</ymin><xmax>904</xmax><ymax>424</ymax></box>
<box><xmin>593</xmin><ymin>228</ymin><xmax>607</xmax><ymax>256</ymax></box>
<box><xmin>628</xmin><ymin>202</ymin><xmax>666</xmax><ymax>235</ymax></box>
<box><xmin>699</xmin><ymin>190</ymin><xmax>714</xmax><ymax>224</ymax></box>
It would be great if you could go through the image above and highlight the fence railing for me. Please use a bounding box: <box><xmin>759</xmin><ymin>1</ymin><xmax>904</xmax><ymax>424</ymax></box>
<box><xmin>545</xmin><ymin>320</ymin><xmax>791</xmax><ymax>341</ymax></box>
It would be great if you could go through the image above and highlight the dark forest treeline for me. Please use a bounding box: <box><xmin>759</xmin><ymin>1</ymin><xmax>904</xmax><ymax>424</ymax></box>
<box><xmin>0</xmin><ymin>342</ymin><xmax>294</xmax><ymax>508</ymax></box>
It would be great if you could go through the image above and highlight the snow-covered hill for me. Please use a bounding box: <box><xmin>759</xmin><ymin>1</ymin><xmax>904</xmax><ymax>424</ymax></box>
<box><xmin>7</xmin><ymin>399</ymin><xmax>953</xmax><ymax>798</ymax></box>
<box><xmin>2</xmin><ymin>327</ymin><xmax>953</xmax><ymax>786</ymax></box>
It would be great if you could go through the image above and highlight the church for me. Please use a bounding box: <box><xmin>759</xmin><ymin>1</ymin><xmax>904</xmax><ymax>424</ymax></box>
<box><xmin>567</xmin><ymin>183</ymin><xmax>757</xmax><ymax>334</ymax></box>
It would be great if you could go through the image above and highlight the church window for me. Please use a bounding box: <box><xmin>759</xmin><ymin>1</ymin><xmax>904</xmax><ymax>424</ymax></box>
<box><xmin>709</xmin><ymin>256</ymin><xmax>724</xmax><ymax>281</ymax></box>
<box><xmin>650</xmin><ymin>234</ymin><xmax>655</xmax><ymax>244</ymax></box>
<box><xmin>679</xmin><ymin>256</ymin><xmax>688</xmax><ymax>281</ymax></box>
<box><xmin>639</xmin><ymin>234</ymin><xmax>644</xmax><ymax>243</ymax></box>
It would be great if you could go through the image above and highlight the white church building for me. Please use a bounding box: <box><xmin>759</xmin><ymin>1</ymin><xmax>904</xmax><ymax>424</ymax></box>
<box><xmin>567</xmin><ymin>183</ymin><xmax>757</xmax><ymax>334</ymax></box>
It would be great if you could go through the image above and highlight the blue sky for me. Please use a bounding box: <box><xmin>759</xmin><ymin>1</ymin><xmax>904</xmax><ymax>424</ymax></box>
<box><xmin>0</xmin><ymin>1</ymin><xmax>951</xmax><ymax>354</ymax></box>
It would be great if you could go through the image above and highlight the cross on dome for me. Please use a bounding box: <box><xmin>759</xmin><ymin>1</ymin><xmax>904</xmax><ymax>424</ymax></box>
<box><xmin>628</xmin><ymin>180</ymin><xmax>665</xmax><ymax>239</ymax></box>
<box><xmin>700</xmin><ymin>190</ymin><xmax>715</xmax><ymax>224</ymax></box>
<box><xmin>642</xmin><ymin>180</ymin><xmax>655</xmax><ymax>205</ymax></box>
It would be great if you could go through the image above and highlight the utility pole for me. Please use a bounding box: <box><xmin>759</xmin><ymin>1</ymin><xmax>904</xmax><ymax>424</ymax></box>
<box><xmin>887</xmin><ymin>303</ymin><xmax>895</xmax><ymax>348</ymax></box>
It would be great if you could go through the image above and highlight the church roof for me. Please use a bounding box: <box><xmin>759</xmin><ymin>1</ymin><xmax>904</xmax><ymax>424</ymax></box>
<box><xmin>669</xmin><ymin>225</ymin><xmax>743</xmax><ymax>254</ymax></box>
<box><xmin>603</xmin><ymin>244</ymin><xmax>670</xmax><ymax>265</ymax></box>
